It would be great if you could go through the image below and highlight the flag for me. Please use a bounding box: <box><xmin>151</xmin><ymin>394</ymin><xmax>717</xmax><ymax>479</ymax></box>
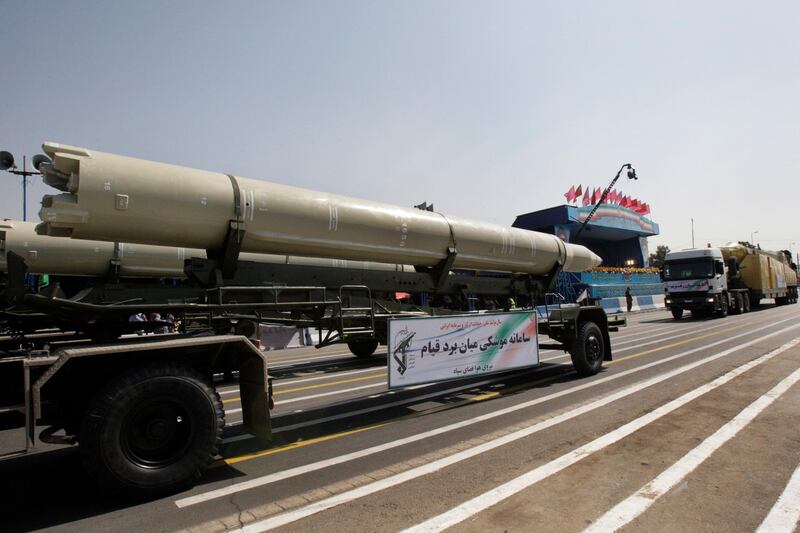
<box><xmin>640</xmin><ymin>203</ymin><xmax>650</xmax><ymax>215</ymax></box>
<box><xmin>575</xmin><ymin>185</ymin><xmax>582</xmax><ymax>199</ymax></box>
<box><xmin>594</xmin><ymin>187</ymin><xmax>602</xmax><ymax>204</ymax></box>
<box><xmin>564</xmin><ymin>185</ymin><xmax>576</xmax><ymax>203</ymax></box>
<box><xmin>608</xmin><ymin>189</ymin><xmax>617</xmax><ymax>204</ymax></box>
<box><xmin>630</xmin><ymin>198</ymin><xmax>640</xmax><ymax>210</ymax></box>
<box><xmin>576</xmin><ymin>288</ymin><xmax>590</xmax><ymax>304</ymax></box>
<box><xmin>582</xmin><ymin>190</ymin><xmax>590</xmax><ymax>206</ymax></box>
<box><xmin>620</xmin><ymin>196</ymin><xmax>629</xmax><ymax>208</ymax></box>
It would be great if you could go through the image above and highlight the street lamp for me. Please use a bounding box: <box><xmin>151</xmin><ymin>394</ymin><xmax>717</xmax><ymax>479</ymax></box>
<box><xmin>751</xmin><ymin>231</ymin><xmax>759</xmax><ymax>246</ymax></box>
<box><xmin>0</xmin><ymin>151</ymin><xmax>50</xmax><ymax>221</ymax></box>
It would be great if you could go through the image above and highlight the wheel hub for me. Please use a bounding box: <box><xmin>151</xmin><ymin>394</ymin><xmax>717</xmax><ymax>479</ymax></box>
<box><xmin>121</xmin><ymin>398</ymin><xmax>194</xmax><ymax>468</ymax></box>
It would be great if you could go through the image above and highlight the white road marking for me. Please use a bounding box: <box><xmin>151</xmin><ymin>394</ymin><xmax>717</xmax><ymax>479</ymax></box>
<box><xmin>178</xmin><ymin>314</ymin><xmax>799</xmax><ymax>513</ymax></box>
<box><xmin>586</xmin><ymin>340</ymin><xmax>800</xmax><ymax>532</ymax></box>
<box><xmin>224</xmin><ymin>383</ymin><xmax>386</xmax><ymax>414</ymax></box>
<box><xmin>756</xmin><ymin>461</ymin><xmax>800</xmax><ymax>532</ymax></box>
<box><xmin>405</xmin><ymin>337</ymin><xmax>800</xmax><ymax>533</ymax></box>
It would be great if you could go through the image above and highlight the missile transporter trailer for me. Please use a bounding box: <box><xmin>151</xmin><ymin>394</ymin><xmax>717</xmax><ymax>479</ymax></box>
<box><xmin>0</xmin><ymin>142</ymin><xmax>622</xmax><ymax>495</ymax></box>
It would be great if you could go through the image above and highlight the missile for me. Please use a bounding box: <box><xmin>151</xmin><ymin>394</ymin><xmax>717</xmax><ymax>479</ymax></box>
<box><xmin>36</xmin><ymin>143</ymin><xmax>602</xmax><ymax>274</ymax></box>
<box><xmin>0</xmin><ymin>219</ymin><xmax>412</xmax><ymax>278</ymax></box>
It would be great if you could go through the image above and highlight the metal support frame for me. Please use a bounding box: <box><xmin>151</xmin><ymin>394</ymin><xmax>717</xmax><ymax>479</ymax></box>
<box><xmin>573</xmin><ymin>163</ymin><xmax>636</xmax><ymax>241</ymax></box>
<box><xmin>430</xmin><ymin>247</ymin><xmax>457</xmax><ymax>290</ymax></box>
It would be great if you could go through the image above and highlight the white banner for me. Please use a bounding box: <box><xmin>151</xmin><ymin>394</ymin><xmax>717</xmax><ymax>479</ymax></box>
<box><xmin>388</xmin><ymin>311</ymin><xmax>539</xmax><ymax>388</ymax></box>
<box><xmin>666</xmin><ymin>279</ymin><xmax>710</xmax><ymax>292</ymax></box>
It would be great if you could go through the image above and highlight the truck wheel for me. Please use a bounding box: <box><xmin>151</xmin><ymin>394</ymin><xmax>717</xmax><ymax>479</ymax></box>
<box><xmin>569</xmin><ymin>321</ymin><xmax>605</xmax><ymax>377</ymax></box>
<box><xmin>348</xmin><ymin>338</ymin><xmax>379</xmax><ymax>359</ymax></box>
<box><xmin>671</xmin><ymin>308</ymin><xmax>683</xmax><ymax>320</ymax></box>
<box><xmin>742</xmin><ymin>293</ymin><xmax>751</xmax><ymax>313</ymax></box>
<box><xmin>716</xmin><ymin>296</ymin><xmax>728</xmax><ymax>318</ymax></box>
<box><xmin>730</xmin><ymin>293</ymin><xmax>743</xmax><ymax>315</ymax></box>
<box><xmin>80</xmin><ymin>364</ymin><xmax>223</xmax><ymax>493</ymax></box>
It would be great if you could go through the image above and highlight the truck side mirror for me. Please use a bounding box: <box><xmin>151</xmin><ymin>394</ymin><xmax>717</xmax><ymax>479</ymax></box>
<box><xmin>715</xmin><ymin>261</ymin><xmax>725</xmax><ymax>275</ymax></box>
<box><xmin>727</xmin><ymin>257</ymin><xmax>739</xmax><ymax>278</ymax></box>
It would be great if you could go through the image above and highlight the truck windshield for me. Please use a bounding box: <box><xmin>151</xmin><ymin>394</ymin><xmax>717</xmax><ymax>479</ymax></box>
<box><xmin>663</xmin><ymin>259</ymin><xmax>714</xmax><ymax>280</ymax></box>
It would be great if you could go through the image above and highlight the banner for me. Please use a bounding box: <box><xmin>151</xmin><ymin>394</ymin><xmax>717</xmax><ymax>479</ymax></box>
<box><xmin>666</xmin><ymin>279</ymin><xmax>709</xmax><ymax>292</ymax></box>
<box><xmin>387</xmin><ymin>311</ymin><xmax>539</xmax><ymax>388</ymax></box>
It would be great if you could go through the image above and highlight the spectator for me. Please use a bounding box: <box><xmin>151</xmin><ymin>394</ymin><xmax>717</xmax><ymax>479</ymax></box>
<box><xmin>129</xmin><ymin>312</ymin><xmax>147</xmax><ymax>335</ymax></box>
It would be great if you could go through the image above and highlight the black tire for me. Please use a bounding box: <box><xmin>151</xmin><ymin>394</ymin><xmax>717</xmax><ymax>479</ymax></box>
<box><xmin>742</xmin><ymin>293</ymin><xmax>751</xmax><ymax>313</ymax></box>
<box><xmin>569</xmin><ymin>321</ymin><xmax>605</xmax><ymax>377</ymax></box>
<box><xmin>716</xmin><ymin>296</ymin><xmax>728</xmax><ymax>318</ymax></box>
<box><xmin>730</xmin><ymin>293</ymin><xmax>743</xmax><ymax>315</ymax></box>
<box><xmin>670</xmin><ymin>308</ymin><xmax>683</xmax><ymax>320</ymax></box>
<box><xmin>80</xmin><ymin>363</ymin><xmax>223</xmax><ymax>494</ymax></box>
<box><xmin>348</xmin><ymin>338</ymin><xmax>379</xmax><ymax>359</ymax></box>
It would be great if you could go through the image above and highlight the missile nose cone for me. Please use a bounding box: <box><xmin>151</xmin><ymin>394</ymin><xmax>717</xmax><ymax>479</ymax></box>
<box><xmin>590</xmin><ymin>251</ymin><xmax>603</xmax><ymax>268</ymax></box>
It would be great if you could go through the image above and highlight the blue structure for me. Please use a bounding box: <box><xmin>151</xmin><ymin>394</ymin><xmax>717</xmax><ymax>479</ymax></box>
<box><xmin>513</xmin><ymin>204</ymin><xmax>659</xmax><ymax>267</ymax></box>
<box><xmin>513</xmin><ymin>204</ymin><xmax>663</xmax><ymax>301</ymax></box>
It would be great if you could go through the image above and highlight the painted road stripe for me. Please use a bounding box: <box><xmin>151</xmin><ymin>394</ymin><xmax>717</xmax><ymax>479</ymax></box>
<box><xmin>757</xmin><ymin>461</ymin><xmax>800</xmax><ymax>533</ymax></box>
<box><xmin>219</xmin><ymin>367</ymin><xmax>384</xmax><ymax>396</ymax></box>
<box><xmin>586</xmin><ymin>340</ymin><xmax>800</xmax><ymax>532</ymax></box>
<box><xmin>404</xmin><ymin>337</ymin><xmax>800</xmax><ymax>533</ymax></box>
<box><xmin>224</xmin><ymin>383</ymin><xmax>386</xmax><ymax>414</ymax></box>
<box><xmin>177</xmin><ymin>314</ymin><xmax>798</xmax><ymax>511</ymax></box>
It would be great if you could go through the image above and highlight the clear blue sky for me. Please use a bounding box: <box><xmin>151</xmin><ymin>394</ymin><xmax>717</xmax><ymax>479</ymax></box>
<box><xmin>1</xmin><ymin>1</ymin><xmax>798</xmax><ymax>257</ymax></box>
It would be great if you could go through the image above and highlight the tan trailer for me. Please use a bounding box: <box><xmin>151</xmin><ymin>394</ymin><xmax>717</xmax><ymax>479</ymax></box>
<box><xmin>720</xmin><ymin>243</ymin><xmax>798</xmax><ymax>305</ymax></box>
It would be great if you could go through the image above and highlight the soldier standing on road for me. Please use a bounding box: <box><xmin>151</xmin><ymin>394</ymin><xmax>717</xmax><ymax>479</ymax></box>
<box><xmin>625</xmin><ymin>287</ymin><xmax>633</xmax><ymax>312</ymax></box>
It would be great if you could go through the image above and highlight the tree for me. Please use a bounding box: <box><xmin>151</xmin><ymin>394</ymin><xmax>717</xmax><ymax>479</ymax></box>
<box><xmin>649</xmin><ymin>245</ymin><xmax>670</xmax><ymax>268</ymax></box>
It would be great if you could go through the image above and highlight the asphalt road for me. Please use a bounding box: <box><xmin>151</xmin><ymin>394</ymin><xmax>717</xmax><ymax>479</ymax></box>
<box><xmin>2</xmin><ymin>303</ymin><xmax>800</xmax><ymax>532</ymax></box>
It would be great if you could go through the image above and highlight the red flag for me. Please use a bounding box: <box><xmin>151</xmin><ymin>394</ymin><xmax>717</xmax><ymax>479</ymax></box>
<box><xmin>582</xmin><ymin>190</ymin><xmax>590</xmax><ymax>206</ymax></box>
<box><xmin>630</xmin><ymin>198</ymin><xmax>640</xmax><ymax>210</ymax></box>
<box><xmin>620</xmin><ymin>195</ymin><xmax>629</xmax><ymax>208</ymax></box>
<box><xmin>641</xmin><ymin>203</ymin><xmax>650</xmax><ymax>215</ymax></box>
<box><xmin>594</xmin><ymin>187</ymin><xmax>602</xmax><ymax>204</ymax></box>
<box><xmin>608</xmin><ymin>189</ymin><xmax>616</xmax><ymax>204</ymax></box>
<box><xmin>564</xmin><ymin>185</ymin><xmax>576</xmax><ymax>203</ymax></box>
<box><xmin>575</xmin><ymin>184</ymin><xmax>583</xmax><ymax>198</ymax></box>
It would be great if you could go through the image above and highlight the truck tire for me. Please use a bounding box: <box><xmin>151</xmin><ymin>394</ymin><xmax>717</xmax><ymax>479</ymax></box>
<box><xmin>671</xmin><ymin>308</ymin><xmax>683</xmax><ymax>320</ymax></box>
<box><xmin>716</xmin><ymin>296</ymin><xmax>728</xmax><ymax>318</ymax></box>
<box><xmin>730</xmin><ymin>293</ymin><xmax>743</xmax><ymax>315</ymax></box>
<box><xmin>742</xmin><ymin>292</ymin><xmax>751</xmax><ymax>313</ymax></box>
<box><xmin>80</xmin><ymin>363</ymin><xmax>223</xmax><ymax>494</ymax></box>
<box><xmin>348</xmin><ymin>338</ymin><xmax>379</xmax><ymax>359</ymax></box>
<box><xmin>569</xmin><ymin>321</ymin><xmax>604</xmax><ymax>377</ymax></box>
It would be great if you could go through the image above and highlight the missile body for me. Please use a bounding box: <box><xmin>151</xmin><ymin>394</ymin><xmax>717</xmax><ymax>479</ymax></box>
<box><xmin>37</xmin><ymin>143</ymin><xmax>602</xmax><ymax>273</ymax></box>
<box><xmin>0</xmin><ymin>220</ymin><xmax>412</xmax><ymax>277</ymax></box>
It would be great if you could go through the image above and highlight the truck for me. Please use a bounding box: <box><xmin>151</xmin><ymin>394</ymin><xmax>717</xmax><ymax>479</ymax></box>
<box><xmin>0</xmin><ymin>142</ymin><xmax>624</xmax><ymax>495</ymax></box>
<box><xmin>663</xmin><ymin>243</ymin><xmax>798</xmax><ymax>319</ymax></box>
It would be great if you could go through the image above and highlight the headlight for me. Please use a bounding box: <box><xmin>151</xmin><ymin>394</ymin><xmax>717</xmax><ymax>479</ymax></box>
<box><xmin>707</xmin><ymin>297</ymin><xmax>715</xmax><ymax>303</ymax></box>
<box><xmin>665</xmin><ymin>298</ymin><xmax>672</xmax><ymax>304</ymax></box>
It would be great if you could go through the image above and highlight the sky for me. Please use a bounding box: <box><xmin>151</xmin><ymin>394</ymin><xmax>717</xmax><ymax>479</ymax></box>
<box><xmin>1</xmin><ymin>1</ymin><xmax>799</xmax><ymax>259</ymax></box>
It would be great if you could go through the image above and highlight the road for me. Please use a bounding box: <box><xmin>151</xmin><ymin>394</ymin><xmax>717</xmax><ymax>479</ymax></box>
<box><xmin>2</xmin><ymin>304</ymin><xmax>800</xmax><ymax>532</ymax></box>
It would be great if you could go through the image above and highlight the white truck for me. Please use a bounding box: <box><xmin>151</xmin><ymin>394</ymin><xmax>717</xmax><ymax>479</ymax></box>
<box><xmin>663</xmin><ymin>244</ymin><xmax>798</xmax><ymax>319</ymax></box>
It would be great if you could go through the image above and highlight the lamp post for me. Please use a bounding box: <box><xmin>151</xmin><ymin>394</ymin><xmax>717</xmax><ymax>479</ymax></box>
<box><xmin>751</xmin><ymin>231</ymin><xmax>759</xmax><ymax>246</ymax></box>
<box><xmin>0</xmin><ymin>151</ymin><xmax>50</xmax><ymax>221</ymax></box>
